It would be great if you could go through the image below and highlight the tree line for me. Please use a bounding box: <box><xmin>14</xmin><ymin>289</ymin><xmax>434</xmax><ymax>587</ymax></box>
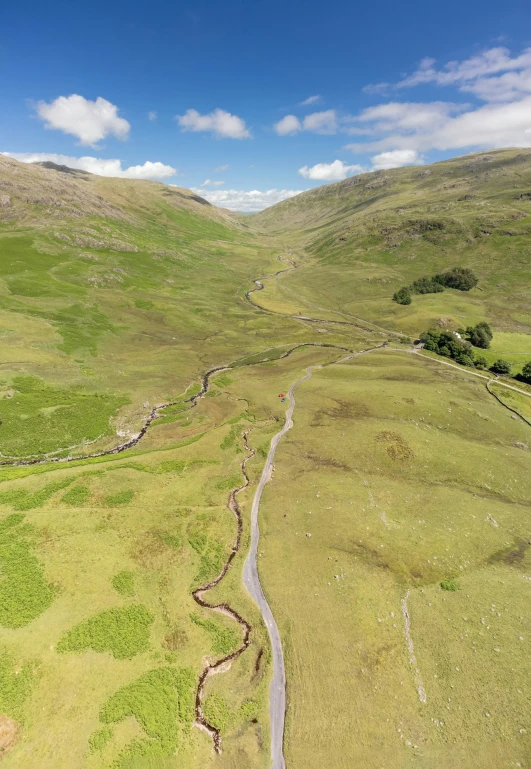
<box><xmin>418</xmin><ymin>322</ymin><xmax>531</xmax><ymax>382</ymax></box>
<box><xmin>393</xmin><ymin>267</ymin><xmax>478</xmax><ymax>305</ymax></box>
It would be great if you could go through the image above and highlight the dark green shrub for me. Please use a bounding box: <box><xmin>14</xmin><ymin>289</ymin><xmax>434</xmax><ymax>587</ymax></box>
<box><xmin>419</xmin><ymin>329</ymin><xmax>475</xmax><ymax>366</ymax></box>
<box><xmin>474</xmin><ymin>355</ymin><xmax>488</xmax><ymax>369</ymax></box>
<box><xmin>520</xmin><ymin>361</ymin><xmax>531</xmax><ymax>383</ymax></box>
<box><xmin>392</xmin><ymin>287</ymin><xmax>412</xmax><ymax>305</ymax></box>
<box><xmin>435</xmin><ymin>267</ymin><xmax>478</xmax><ymax>291</ymax></box>
<box><xmin>490</xmin><ymin>359</ymin><xmax>512</xmax><ymax>375</ymax></box>
<box><xmin>440</xmin><ymin>577</ymin><xmax>459</xmax><ymax>591</ymax></box>
<box><xmin>466</xmin><ymin>321</ymin><xmax>493</xmax><ymax>349</ymax></box>
<box><xmin>455</xmin><ymin>352</ymin><xmax>474</xmax><ymax>366</ymax></box>
<box><xmin>409</xmin><ymin>277</ymin><xmax>445</xmax><ymax>294</ymax></box>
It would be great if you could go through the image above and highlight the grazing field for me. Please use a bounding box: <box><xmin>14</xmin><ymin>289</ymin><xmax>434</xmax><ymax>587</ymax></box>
<box><xmin>256</xmin><ymin>350</ymin><xmax>531</xmax><ymax>769</ymax></box>
<box><xmin>1</xmin><ymin>151</ymin><xmax>531</xmax><ymax>769</ymax></box>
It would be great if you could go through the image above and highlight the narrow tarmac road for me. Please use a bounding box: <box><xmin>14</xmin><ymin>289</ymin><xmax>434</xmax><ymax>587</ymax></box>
<box><xmin>243</xmin><ymin>366</ymin><xmax>314</xmax><ymax>769</ymax></box>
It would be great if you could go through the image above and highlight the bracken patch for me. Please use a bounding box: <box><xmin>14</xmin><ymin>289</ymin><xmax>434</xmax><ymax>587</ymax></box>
<box><xmin>375</xmin><ymin>430</ymin><xmax>414</xmax><ymax>461</ymax></box>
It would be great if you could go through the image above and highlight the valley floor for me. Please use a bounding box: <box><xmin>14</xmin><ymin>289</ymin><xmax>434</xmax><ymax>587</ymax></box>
<box><xmin>1</xmin><ymin>150</ymin><xmax>531</xmax><ymax>769</ymax></box>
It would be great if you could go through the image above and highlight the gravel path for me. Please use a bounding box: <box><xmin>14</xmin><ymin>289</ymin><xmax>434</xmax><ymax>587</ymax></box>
<box><xmin>243</xmin><ymin>366</ymin><xmax>314</xmax><ymax>769</ymax></box>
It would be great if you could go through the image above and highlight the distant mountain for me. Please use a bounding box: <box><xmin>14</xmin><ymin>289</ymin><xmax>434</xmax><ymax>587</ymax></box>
<box><xmin>0</xmin><ymin>154</ymin><xmax>227</xmax><ymax>231</ymax></box>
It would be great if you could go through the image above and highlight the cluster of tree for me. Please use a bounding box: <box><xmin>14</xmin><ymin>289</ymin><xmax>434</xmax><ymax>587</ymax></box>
<box><xmin>519</xmin><ymin>361</ymin><xmax>531</xmax><ymax>383</ymax></box>
<box><xmin>393</xmin><ymin>267</ymin><xmax>478</xmax><ymax>305</ymax></box>
<box><xmin>419</xmin><ymin>329</ymin><xmax>476</xmax><ymax>366</ymax></box>
<box><xmin>465</xmin><ymin>321</ymin><xmax>493</xmax><ymax>349</ymax></box>
<box><xmin>420</xmin><ymin>329</ymin><xmax>531</xmax><ymax>382</ymax></box>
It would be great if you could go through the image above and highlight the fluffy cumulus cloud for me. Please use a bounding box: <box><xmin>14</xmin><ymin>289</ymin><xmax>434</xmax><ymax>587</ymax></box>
<box><xmin>298</xmin><ymin>160</ymin><xmax>363</xmax><ymax>181</ymax></box>
<box><xmin>302</xmin><ymin>109</ymin><xmax>337</xmax><ymax>134</ymax></box>
<box><xmin>36</xmin><ymin>95</ymin><xmax>130</xmax><ymax>147</ymax></box>
<box><xmin>176</xmin><ymin>108</ymin><xmax>251</xmax><ymax>139</ymax></box>
<box><xmin>299</xmin><ymin>95</ymin><xmax>321</xmax><ymax>106</ymax></box>
<box><xmin>274</xmin><ymin>115</ymin><xmax>302</xmax><ymax>135</ymax></box>
<box><xmin>3</xmin><ymin>152</ymin><xmax>176</xmax><ymax>180</ymax></box>
<box><xmin>274</xmin><ymin>110</ymin><xmax>337</xmax><ymax>136</ymax></box>
<box><xmin>191</xmin><ymin>187</ymin><xmax>303</xmax><ymax>213</ymax></box>
<box><xmin>371</xmin><ymin>149</ymin><xmax>424</xmax><ymax>170</ymax></box>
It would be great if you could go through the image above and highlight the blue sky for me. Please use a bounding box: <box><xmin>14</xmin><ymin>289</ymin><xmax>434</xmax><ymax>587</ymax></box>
<box><xmin>2</xmin><ymin>0</ymin><xmax>531</xmax><ymax>210</ymax></box>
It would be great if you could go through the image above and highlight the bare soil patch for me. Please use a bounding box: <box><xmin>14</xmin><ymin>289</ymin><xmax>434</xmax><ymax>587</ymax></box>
<box><xmin>0</xmin><ymin>715</ymin><xmax>19</xmax><ymax>757</ymax></box>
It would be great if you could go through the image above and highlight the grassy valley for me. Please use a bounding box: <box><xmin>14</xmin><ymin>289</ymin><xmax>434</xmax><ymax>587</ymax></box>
<box><xmin>0</xmin><ymin>151</ymin><xmax>530</xmax><ymax>769</ymax></box>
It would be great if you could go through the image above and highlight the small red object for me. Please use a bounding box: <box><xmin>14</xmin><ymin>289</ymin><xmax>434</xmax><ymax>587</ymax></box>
<box><xmin>279</xmin><ymin>393</ymin><xmax>284</xmax><ymax>397</ymax></box>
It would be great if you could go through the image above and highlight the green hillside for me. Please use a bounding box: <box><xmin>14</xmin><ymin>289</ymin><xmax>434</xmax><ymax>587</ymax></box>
<box><xmin>0</xmin><ymin>155</ymin><xmax>331</xmax><ymax>460</ymax></box>
<box><xmin>249</xmin><ymin>148</ymin><xmax>531</xmax><ymax>342</ymax></box>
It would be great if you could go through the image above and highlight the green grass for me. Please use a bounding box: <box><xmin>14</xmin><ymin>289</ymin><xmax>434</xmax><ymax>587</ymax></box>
<box><xmin>112</xmin><ymin>571</ymin><xmax>135</xmax><ymax>596</ymax></box>
<box><xmin>0</xmin><ymin>513</ymin><xmax>55</xmax><ymax>628</ymax></box>
<box><xmin>57</xmin><ymin>605</ymin><xmax>154</xmax><ymax>659</ymax></box>
<box><xmin>99</xmin><ymin>667</ymin><xmax>196</xmax><ymax>765</ymax></box>
<box><xmin>190</xmin><ymin>613</ymin><xmax>239</xmax><ymax>655</ymax></box>
<box><xmin>0</xmin><ymin>375</ymin><xmax>127</xmax><ymax>458</ymax></box>
<box><xmin>88</xmin><ymin>726</ymin><xmax>113</xmax><ymax>753</ymax></box>
<box><xmin>61</xmin><ymin>485</ymin><xmax>90</xmax><ymax>505</ymax></box>
<box><xmin>0</xmin><ymin>651</ymin><xmax>33</xmax><ymax>721</ymax></box>
<box><xmin>0</xmin><ymin>477</ymin><xmax>75</xmax><ymax>510</ymax></box>
<box><xmin>188</xmin><ymin>531</ymin><xmax>226</xmax><ymax>585</ymax></box>
<box><xmin>102</xmin><ymin>489</ymin><xmax>134</xmax><ymax>506</ymax></box>
<box><xmin>440</xmin><ymin>577</ymin><xmax>460</xmax><ymax>591</ymax></box>
<box><xmin>252</xmin><ymin>349</ymin><xmax>531</xmax><ymax>769</ymax></box>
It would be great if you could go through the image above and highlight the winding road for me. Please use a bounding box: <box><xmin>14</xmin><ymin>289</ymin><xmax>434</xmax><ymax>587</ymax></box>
<box><xmin>243</xmin><ymin>366</ymin><xmax>314</xmax><ymax>769</ymax></box>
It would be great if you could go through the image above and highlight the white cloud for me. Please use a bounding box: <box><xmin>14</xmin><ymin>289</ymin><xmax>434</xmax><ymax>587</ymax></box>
<box><xmin>397</xmin><ymin>47</ymin><xmax>531</xmax><ymax>91</ymax></box>
<box><xmin>3</xmin><ymin>152</ymin><xmax>176</xmax><ymax>180</ymax></box>
<box><xmin>344</xmin><ymin>96</ymin><xmax>531</xmax><ymax>153</ymax></box>
<box><xmin>214</xmin><ymin>163</ymin><xmax>230</xmax><ymax>172</ymax></box>
<box><xmin>200</xmin><ymin>178</ymin><xmax>225</xmax><ymax>187</ymax></box>
<box><xmin>362</xmin><ymin>82</ymin><xmax>390</xmax><ymax>95</ymax></box>
<box><xmin>148</xmin><ymin>111</ymin><xmax>157</xmax><ymax>121</ymax></box>
<box><xmin>36</xmin><ymin>94</ymin><xmax>130</xmax><ymax>147</ymax></box>
<box><xmin>274</xmin><ymin>115</ymin><xmax>302</xmax><ymax>135</ymax></box>
<box><xmin>461</xmin><ymin>68</ymin><xmax>531</xmax><ymax>102</ymax></box>
<box><xmin>298</xmin><ymin>160</ymin><xmax>363</xmax><ymax>181</ymax></box>
<box><xmin>303</xmin><ymin>109</ymin><xmax>337</xmax><ymax>134</ymax></box>
<box><xmin>299</xmin><ymin>95</ymin><xmax>321</xmax><ymax>106</ymax></box>
<box><xmin>274</xmin><ymin>109</ymin><xmax>338</xmax><ymax>135</ymax></box>
<box><xmin>190</xmin><ymin>187</ymin><xmax>303</xmax><ymax>212</ymax></box>
<box><xmin>347</xmin><ymin>101</ymin><xmax>464</xmax><ymax>135</ymax></box>
<box><xmin>371</xmin><ymin>149</ymin><xmax>424</xmax><ymax>170</ymax></box>
<box><xmin>176</xmin><ymin>108</ymin><xmax>251</xmax><ymax>139</ymax></box>
<box><xmin>384</xmin><ymin>47</ymin><xmax>531</xmax><ymax>104</ymax></box>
